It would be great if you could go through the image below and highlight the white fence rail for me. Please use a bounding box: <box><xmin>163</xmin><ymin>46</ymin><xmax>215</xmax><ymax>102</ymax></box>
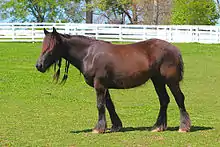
<box><xmin>0</xmin><ymin>23</ymin><xmax>220</xmax><ymax>43</ymax></box>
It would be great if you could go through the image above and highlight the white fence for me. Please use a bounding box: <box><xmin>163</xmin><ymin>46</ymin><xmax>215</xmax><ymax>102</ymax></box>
<box><xmin>0</xmin><ymin>23</ymin><xmax>220</xmax><ymax>43</ymax></box>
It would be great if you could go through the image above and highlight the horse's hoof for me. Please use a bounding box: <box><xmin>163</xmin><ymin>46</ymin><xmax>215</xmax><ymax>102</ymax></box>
<box><xmin>178</xmin><ymin>128</ymin><xmax>190</xmax><ymax>133</ymax></box>
<box><xmin>110</xmin><ymin>126</ymin><xmax>122</xmax><ymax>132</ymax></box>
<box><xmin>151</xmin><ymin>126</ymin><xmax>167</xmax><ymax>132</ymax></box>
<box><xmin>92</xmin><ymin>129</ymin><xmax>105</xmax><ymax>134</ymax></box>
<box><xmin>151</xmin><ymin>128</ymin><xmax>162</xmax><ymax>132</ymax></box>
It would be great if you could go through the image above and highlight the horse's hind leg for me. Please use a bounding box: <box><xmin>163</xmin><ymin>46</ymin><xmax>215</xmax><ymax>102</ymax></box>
<box><xmin>167</xmin><ymin>82</ymin><xmax>191</xmax><ymax>132</ymax></box>
<box><xmin>151</xmin><ymin>77</ymin><xmax>170</xmax><ymax>132</ymax></box>
<box><xmin>105</xmin><ymin>90</ymin><xmax>122</xmax><ymax>132</ymax></box>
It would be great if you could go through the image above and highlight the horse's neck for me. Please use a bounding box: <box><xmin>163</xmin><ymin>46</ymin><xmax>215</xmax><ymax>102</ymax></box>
<box><xmin>62</xmin><ymin>37</ymin><xmax>91</xmax><ymax>71</ymax></box>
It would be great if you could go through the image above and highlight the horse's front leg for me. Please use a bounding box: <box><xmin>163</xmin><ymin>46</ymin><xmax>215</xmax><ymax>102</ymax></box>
<box><xmin>92</xmin><ymin>79</ymin><xmax>107</xmax><ymax>133</ymax></box>
<box><xmin>105</xmin><ymin>90</ymin><xmax>122</xmax><ymax>132</ymax></box>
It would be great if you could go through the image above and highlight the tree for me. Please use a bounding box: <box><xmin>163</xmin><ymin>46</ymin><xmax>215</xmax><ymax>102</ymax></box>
<box><xmin>137</xmin><ymin>0</ymin><xmax>172</xmax><ymax>25</ymax></box>
<box><xmin>63</xmin><ymin>1</ymin><xmax>84</xmax><ymax>23</ymax></box>
<box><xmin>0</xmin><ymin>0</ymin><xmax>83</xmax><ymax>22</ymax></box>
<box><xmin>93</xmin><ymin>0</ymin><xmax>137</xmax><ymax>24</ymax></box>
<box><xmin>171</xmin><ymin>0</ymin><xmax>219</xmax><ymax>25</ymax></box>
<box><xmin>93</xmin><ymin>0</ymin><xmax>172</xmax><ymax>24</ymax></box>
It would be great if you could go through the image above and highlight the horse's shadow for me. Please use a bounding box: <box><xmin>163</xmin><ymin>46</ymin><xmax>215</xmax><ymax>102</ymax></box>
<box><xmin>70</xmin><ymin>126</ymin><xmax>213</xmax><ymax>134</ymax></box>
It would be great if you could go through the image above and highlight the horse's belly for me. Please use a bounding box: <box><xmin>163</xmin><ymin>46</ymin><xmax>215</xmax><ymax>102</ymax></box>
<box><xmin>105</xmin><ymin>72</ymin><xmax>150</xmax><ymax>89</ymax></box>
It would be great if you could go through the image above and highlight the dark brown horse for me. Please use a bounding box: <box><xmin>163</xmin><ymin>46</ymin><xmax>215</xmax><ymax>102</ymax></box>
<box><xmin>36</xmin><ymin>27</ymin><xmax>191</xmax><ymax>133</ymax></box>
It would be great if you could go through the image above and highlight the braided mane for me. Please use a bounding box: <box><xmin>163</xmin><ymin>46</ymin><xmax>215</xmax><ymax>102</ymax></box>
<box><xmin>53</xmin><ymin>58</ymin><xmax>70</xmax><ymax>84</ymax></box>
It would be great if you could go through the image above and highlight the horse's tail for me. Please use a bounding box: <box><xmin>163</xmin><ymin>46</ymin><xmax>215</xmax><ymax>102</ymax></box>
<box><xmin>178</xmin><ymin>54</ymin><xmax>184</xmax><ymax>81</ymax></box>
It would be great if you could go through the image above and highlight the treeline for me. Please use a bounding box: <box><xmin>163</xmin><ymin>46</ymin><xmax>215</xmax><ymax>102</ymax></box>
<box><xmin>0</xmin><ymin>0</ymin><xmax>219</xmax><ymax>25</ymax></box>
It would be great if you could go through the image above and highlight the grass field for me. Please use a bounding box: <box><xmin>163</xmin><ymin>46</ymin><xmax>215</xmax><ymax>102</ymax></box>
<box><xmin>0</xmin><ymin>42</ymin><xmax>220</xmax><ymax>146</ymax></box>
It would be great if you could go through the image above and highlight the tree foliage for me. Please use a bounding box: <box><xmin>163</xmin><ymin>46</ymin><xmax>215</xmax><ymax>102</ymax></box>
<box><xmin>93</xmin><ymin>0</ymin><xmax>172</xmax><ymax>25</ymax></box>
<box><xmin>0</xmin><ymin>0</ymin><xmax>83</xmax><ymax>22</ymax></box>
<box><xmin>62</xmin><ymin>1</ymin><xmax>84</xmax><ymax>23</ymax></box>
<box><xmin>171</xmin><ymin>0</ymin><xmax>219</xmax><ymax>25</ymax></box>
<box><xmin>139</xmin><ymin>0</ymin><xmax>172</xmax><ymax>25</ymax></box>
<box><xmin>0</xmin><ymin>0</ymin><xmax>219</xmax><ymax>25</ymax></box>
<box><xmin>93</xmin><ymin>0</ymin><xmax>135</xmax><ymax>24</ymax></box>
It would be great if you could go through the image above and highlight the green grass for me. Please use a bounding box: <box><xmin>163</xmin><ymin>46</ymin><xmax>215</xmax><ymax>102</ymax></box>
<box><xmin>0</xmin><ymin>42</ymin><xmax>220</xmax><ymax>147</ymax></box>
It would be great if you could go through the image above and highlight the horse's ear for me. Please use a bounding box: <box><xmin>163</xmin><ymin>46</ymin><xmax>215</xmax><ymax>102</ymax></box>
<box><xmin>43</xmin><ymin>28</ymin><xmax>49</xmax><ymax>35</ymax></box>
<box><xmin>52</xmin><ymin>27</ymin><xmax>57</xmax><ymax>34</ymax></box>
<box><xmin>52</xmin><ymin>27</ymin><xmax>62</xmax><ymax>42</ymax></box>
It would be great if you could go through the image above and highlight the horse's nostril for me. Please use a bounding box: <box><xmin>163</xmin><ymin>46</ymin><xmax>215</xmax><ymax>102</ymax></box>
<box><xmin>36</xmin><ymin>63</ymin><xmax>42</xmax><ymax>69</ymax></box>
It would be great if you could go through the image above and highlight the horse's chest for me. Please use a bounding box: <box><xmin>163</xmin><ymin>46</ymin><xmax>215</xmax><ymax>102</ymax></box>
<box><xmin>82</xmin><ymin>54</ymin><xmax>105</xmax><ymax>87</ymax></box>
<box><xmin>82</xmin><ymin>54</ymin><xmax>97</xmax><ymax>76</ymax></box>
<box><xmin>82</xmin><ymin>63</ymin><xmax>95</xmax><ymax>87</ymax></box>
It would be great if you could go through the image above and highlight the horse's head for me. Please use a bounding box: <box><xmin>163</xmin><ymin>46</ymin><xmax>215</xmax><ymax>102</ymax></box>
<box><xmin>36</xmin><ymin>27</ymin><xmax>62</xmax><ymax>73</ymax></box>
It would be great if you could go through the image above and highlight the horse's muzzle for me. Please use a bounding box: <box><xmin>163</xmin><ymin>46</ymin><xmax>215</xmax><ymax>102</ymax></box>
<box><xmin>36</xmin><ymin>63</ymin><xmax>46</xmax><ymax>73</ymax></box>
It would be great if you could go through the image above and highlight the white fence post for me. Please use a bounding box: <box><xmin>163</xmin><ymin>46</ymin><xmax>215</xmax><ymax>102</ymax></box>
<box><xmin>12</xmin><ymin>23</ymin><xmax>15</xmax><ymax>41</ymax></box>
<box><xmin>32</xmin><ymin>23</ymin><xmax>34</xmax><ymax>42</ymax></box>
<box><xmin>119</xmin><ymin>25</ymin><xmax>122</xmax><ymax>41</ymax></box>
<box><xmin>65</xmin><ymin>23</ymin><xmax>69</xmax><ymax>34</ymax></box>
<box><xmin>156</xmin><ymin>26</ymin><xmax>158</xmax><ymax>38</ymax></box>
<box><xmin>196</xmin><ymin>26</ymin><xmax>199</xmax><ymax>42</ymax></box>
<box><xmin>95</xmin><ymin>25</ymin><xmax>98</xmax><ymax>39</ymax></box>
<box><xmin>215</xmin><ymin>27</ymin><xmax>218</xmax><ymax>43</ymax></box>
<box><xmin>218</xmin><ymin>27</ymin><xmax>220</xmax><ymax>43</ymax></box>
<box><xmin>143</xmin><ymin>26</ymin><xmax>146</xmax><ymax>40</ymax></box>
<box><xmin>169</xmin><ymin>26</ymin><xmax>172</xmax><ymax>42</ymax></box>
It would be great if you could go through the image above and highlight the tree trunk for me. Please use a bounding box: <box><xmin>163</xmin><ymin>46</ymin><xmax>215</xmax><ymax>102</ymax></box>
<box><xmin>85</xmin><ymin>0</ymin><xmax>93</xmax><ymax>23</ymax></box>
<box><xmin>86</xmin><ymin>11</ymin><xmax>93</xmax><ymax>23</ymax></box>
<box><xmin>132</xmin><ymin>3</ymin><xmax>138</xmax><ymax>24</ymax></box>
<box><xmin>153</xmin><ymin>0</ymin><xmax>159</xmax><ymax>25</ymax></box>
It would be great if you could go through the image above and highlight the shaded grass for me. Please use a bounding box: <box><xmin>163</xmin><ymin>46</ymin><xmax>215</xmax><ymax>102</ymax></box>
<box><xmin>0</xmin><ymin>42</ymin><xmax>220</xmax><ymax>146</ymax></box>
